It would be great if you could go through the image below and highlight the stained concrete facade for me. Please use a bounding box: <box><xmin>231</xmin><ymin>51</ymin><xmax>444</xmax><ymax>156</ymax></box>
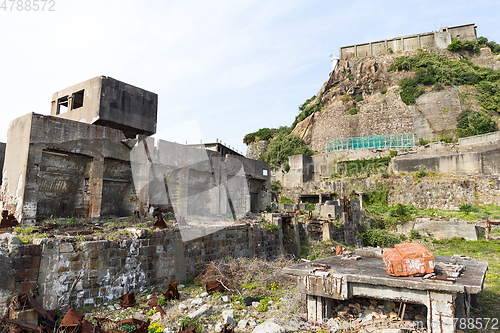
<box><xmin>51</xmin><ymin>76</ymin><xmax>158</xmax><ymax>138</ymax></box>
<box><xmin>2</xmin><ymin>78</ymin><xmax>270</xmax><ymax>223</ymax></box>
<box><xmin>340</xmin><ymin>23</ymin><xmax>476</xmax><ymax>59</ymax></box>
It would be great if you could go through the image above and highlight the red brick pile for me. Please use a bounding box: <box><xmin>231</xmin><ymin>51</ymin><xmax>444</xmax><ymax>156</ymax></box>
<box><xmin>383</xmin><ymin>243</ymin><xmax>435</xmax><ymax>277</ymax></box>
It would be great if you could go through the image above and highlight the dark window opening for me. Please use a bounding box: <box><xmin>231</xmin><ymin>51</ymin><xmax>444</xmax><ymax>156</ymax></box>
<box><xmin>72</xmin><ymin>90</ymin><xmax>84</xmax><ymax>109</ymax></box>
<box><xmin>57</xmin><ymin>96</ymin><xmax>69</xmax><ymax>114</ymax></box>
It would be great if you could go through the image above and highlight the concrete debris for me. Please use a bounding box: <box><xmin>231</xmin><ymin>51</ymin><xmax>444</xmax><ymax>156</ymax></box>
<box><xmin>252</xmin><ymin>319</ymin><xmax>285</xmax><ymax>333</ymax></box>
<box><xmin>383</xmin><ymin>242</ymin><xmax>434</xmax><ymax>277</ymax></box>
<box><xmin>187</xmin><ymin>304</ymin><xmax>212</xmax><ymax>320</ymax></box>
<box><xmin>221</xmin><ymin>309</ymin><xmax>236</xmax><ymax>327</ymax></box>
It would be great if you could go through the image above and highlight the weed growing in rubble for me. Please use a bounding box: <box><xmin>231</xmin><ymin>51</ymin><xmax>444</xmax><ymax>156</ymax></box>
<box><xmin>148</xmin><ymin>322</ymin><xmax>164</xmax><ymax>333</ymax></box>
<box><xmin>14</xmin><ymin>225</ymin><xmax>35</xmax><ymax>244</ymax></box>
<box><xmin>119</xmin><ymin>324</ymin><xmax>137</xmax><ymax>333</ymax></box>
<box><xmin>179</xmin><ymin>317</ymin><xmax>201</xmax><ymax>332</ymax></box>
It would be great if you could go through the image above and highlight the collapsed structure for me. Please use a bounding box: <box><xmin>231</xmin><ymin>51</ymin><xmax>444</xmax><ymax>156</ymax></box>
<box><xmin>0</xmin><ymin>76</ymin><xmax>271</xmax><ymax>224</ymax></box>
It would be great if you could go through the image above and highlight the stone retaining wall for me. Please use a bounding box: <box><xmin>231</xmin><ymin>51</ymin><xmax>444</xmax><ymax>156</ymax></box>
<box><xmin>0</xmin><ymin>224</ymin><xmax>282</xmax><ymax>311</ymax></box>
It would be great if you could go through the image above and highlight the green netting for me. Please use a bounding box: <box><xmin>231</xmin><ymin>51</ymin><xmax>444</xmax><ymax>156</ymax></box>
<box><xmin>326</xmin><ymin>133</ymin><xmax>415</xmax><ymax>152</ymax></box>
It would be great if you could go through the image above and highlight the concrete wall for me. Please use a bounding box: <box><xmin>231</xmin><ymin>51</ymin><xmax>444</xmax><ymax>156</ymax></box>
<box><xmin>51</xmin><ymin>76</ymin><xmax>158</xmax><ymax>138</ymax></box>
<box><xmin>2</xmin><ymin>113</ymin><xmax>271</xmax><ymax>223</ymax></box>
<box><xmin>339</xmin><ymin>24</ymin><xmax>475</xmax><ymax>59</ymax></box>
<box><xmin>0</xmin><ymin>224</ymin><xmax>282</xmax><ymax>310</ymax></box>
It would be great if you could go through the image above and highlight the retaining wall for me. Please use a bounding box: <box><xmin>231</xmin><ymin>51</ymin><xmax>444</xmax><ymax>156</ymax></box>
<box><xmin>0</xmin><ymin>224</ymin><xmax>282</xmax><ymax>312</ymax></box>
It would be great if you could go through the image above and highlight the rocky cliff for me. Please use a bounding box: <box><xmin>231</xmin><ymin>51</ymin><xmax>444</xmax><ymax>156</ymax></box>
<box><xmin>292</xmin><ymin>47</ymin><xmax>500</xmax><ymax>153</ymax></box>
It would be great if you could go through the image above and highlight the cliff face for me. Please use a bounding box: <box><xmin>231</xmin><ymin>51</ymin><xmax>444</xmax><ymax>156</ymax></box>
<box><xmin>293</xmin><ymin>48</ymin><xmax>500</xmax><ymax>153</ymax></box>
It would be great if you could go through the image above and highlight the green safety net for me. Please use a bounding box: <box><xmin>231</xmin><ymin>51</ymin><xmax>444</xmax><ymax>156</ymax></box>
<box><xmin>326</xmin><ymin>133</ymin><xmax>415</xmax><ymax>152</ymax></box>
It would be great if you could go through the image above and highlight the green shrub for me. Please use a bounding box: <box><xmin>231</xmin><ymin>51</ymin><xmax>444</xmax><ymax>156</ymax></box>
<box><xmin>120</xmin><ymin>324</ymin><xmax>137</xmax><ymax>333</ymax></box>
<box><xmin>158</xmin><ymin>296</ymin><xmax>166</xmax><ymax>306</ymax></box>
<box><xmin>390</xmin><ymin>150</ymin><xmax>398</xmax><ymax>158</ymax></box>
<box><xmin>305</xmin><ymin>202</ymin><xmax>315</xmax><ymax>211</ymax></box>
<box><xmin>343</xmin><ymin>94</ymin><xmax>351</xmax><ymax>101</ymax></box>
<box><xmin>433</xmin><ymin>82</ymin><xmax>444</xmax><ymax>91</ymax></box>
<box><xmin>347</xmin><ymin>107</ymin><xmax>359</xmax><ymax>115</ymax></box>
<box><xmin>389</xmin><ymin>50</ymin><xmax>500</xmax><ymax>112</ymax></box>
<box><xmin>398</xmin><ymin>77</ymin><xmax>425</xmax><ymax>105</ymax></box>
<box><xmin>279</xmin><ymin>196</ymin><xmax>295</xmax><ymax>204</ymax></box>
<box><xmin>436</xmin><ymin>134</ymin><xmax>453</xmax><ymax>143</ymax></box>
<box><xmin>380</xmin><ymin>88</ymin><xmax>387</xmax><ymax>94</ymax></box>
<box><xmin>418</xmin><ymin>138</ymin><xmax>430</xmax><ymax>145</ymax></box>
<box><xmin>355</xmin><ymin>94</ymin><xmax>364</xmax><ymax>102</ymax></box>
<box><xmin>243</xmin><ymin>128</ymin><xmax>278</xmax><ymax>145</ymax></box>
<box><xmin>259</xmin><ymin>129</ymin><xmax>314</xmax><ymax>170</ymax></box>
<box><xmin>347</xmin><ymin>73</ymin><xmax>354</xmax><ymax>80</ymax></box>
<box><xmin>283</xmin><ymin>162</ymin><xmax>290</xmax><ymax>172</ymax></box>
<box><xmin>271</xmin><ymin>180</ymin><xmax>282</xmax><ymax>192</ymax></box>
<box><xmin>459</xmin><ymin>203</ymin><xmax>479</xmax><ymax>215</ymax></box>
<box><xmin>387</xmin><ymin>47</ymin><xmax>393</xmax><ymax>54</ymax></box>
<box><xmin>409</xmin><ymin>229</ymin><xmax>422</xmax><ymax>240</ymax></box>
<box><xmin>456</xmin><ymin>109</ymin><xmax>496</xmax><ymax>138</ymax></box>
<box><xmin>361</xmin><ymin>227</ymin><xmax>400</xmax><ymax>247</ymax></box>
<box><xmin>292</xmin><ymin>95</ymin><xmax>322</xmax><ymax>129</ymax></box>
<box><xmin>413</xmin><ymin>170</ymin><xmax>427</xmax><ymax>178</ymax></box>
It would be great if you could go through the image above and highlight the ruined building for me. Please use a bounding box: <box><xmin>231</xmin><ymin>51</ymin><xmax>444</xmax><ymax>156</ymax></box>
<box><xmin>1</xmin><ymin>76</ymin><xmax>271</xmax><ymax>224</ymax></box>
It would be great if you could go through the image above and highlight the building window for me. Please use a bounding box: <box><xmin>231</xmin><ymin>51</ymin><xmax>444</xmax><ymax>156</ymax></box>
<box><xmin>56</xmin><ymin>96</ymin><xmax>69</xmax><ymax>114</ymax></box>
<box><xmin>263</xmin><ymin>169</ymin><xmax>268</xmax><ymax>176</ymax></box>
<box><xmin>72</xmin><ymin>90</ymin><xmax>84</xmax><ymax>109</ymax></box>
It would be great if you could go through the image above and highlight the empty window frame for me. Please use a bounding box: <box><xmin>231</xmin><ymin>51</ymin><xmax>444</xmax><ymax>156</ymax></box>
<box><xmin>57</xmin><ymin>96</ymin><xmax>69</xmax><ymax>114</ymax></box>
<box><xmin>72</xmin><ymin>90</ymin><xmax>84</xmax><ymax>109</ymax></box>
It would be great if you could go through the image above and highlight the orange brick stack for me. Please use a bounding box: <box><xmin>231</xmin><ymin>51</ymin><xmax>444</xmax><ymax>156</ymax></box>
<box><xmin>382</xmin><ymin>242</ymin><xmax>435</xmax><ymax>277</ymax></box>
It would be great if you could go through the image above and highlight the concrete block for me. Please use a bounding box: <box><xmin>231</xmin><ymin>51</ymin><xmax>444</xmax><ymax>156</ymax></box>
<box><xmin>59</xmin><ymin>242</ymin><xmax>74</xmax><ymax>253</ymax></box>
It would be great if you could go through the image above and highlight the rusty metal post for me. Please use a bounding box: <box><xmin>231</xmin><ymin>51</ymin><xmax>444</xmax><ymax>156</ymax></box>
<box><xmin>486</xmin><ymin>220</ymin><xmax>491</xmax><ymax>242</ymax></box>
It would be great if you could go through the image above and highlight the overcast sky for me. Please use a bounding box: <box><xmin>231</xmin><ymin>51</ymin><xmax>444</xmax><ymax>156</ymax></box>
<box><xmin>0</xmin><ymin>0</ymin><xmax>498</xmax><ymax>154</ymax></box>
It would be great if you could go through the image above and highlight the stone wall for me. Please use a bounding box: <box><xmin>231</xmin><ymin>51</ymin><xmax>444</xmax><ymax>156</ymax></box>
<box><xmin>281</xmin><ymin>174</ymin><xmax>500</xmax><ymax>210</ymax></box>
<box><xmin>0</xmin><ymin>224</ymin><xmax>282</xmax><ymax>311</ymax></box>
<box><xmin>310</xmin><ymin>88</ymin><xmax>414</xmax><ymax>154</ymax></box>
<box><xmin>245</xmin><ymin>140</ymin><xmax>269</xmax><ymax>160</ymax></box>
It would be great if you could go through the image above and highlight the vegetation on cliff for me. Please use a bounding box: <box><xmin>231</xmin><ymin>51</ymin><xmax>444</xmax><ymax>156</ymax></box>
<box><xmin>390</xmin><ymin>49</ymin><xmax>500</xmax><ymax>115</ymax></box>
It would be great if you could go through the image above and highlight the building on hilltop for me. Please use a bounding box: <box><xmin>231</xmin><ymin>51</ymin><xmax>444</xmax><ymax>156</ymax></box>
<box><xmin>340</xmin><ymin>23</ymin><xmax>477</xmax><ymax>59</ymax></box>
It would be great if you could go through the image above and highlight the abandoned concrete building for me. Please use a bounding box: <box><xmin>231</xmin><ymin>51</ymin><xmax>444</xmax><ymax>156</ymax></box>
<box><xmin>0</xmin><ymin>76</ymin><xmax>271</xmax><ymax>224</ymax></box>
<box><xmin>340</xmin><ymin>23</ymin><xmax>477</xmax><ymax>59</ymax></box>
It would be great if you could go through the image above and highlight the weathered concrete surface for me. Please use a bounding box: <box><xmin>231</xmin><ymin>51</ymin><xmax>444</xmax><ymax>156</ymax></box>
<box><xmin>285</xmin><ymin>255</ymin><xmax>487</xmax><ymax>333</ymax></box>
<box><xmin>1</xmin><ymin>113</ymin><xmax>134</xmax><ymax>223</ymax></box>
<box><xmin>0</xmin><ymin>224</ymin><xmax>282</xmax><ymax>310</ymax></box>
<box><xmin>396</xmin><ymin>218</ymin><xmax>481</xmax><ymax>241</ymax></box>
<box><xmin>2</xmin><ymin>113</ymin><xmax>271</xmax><ymax>223</ymax></box>
<box><xmin>51</xmin><ymin>76</ymin><xmax>158</xmax><ymax>138</ymax></box>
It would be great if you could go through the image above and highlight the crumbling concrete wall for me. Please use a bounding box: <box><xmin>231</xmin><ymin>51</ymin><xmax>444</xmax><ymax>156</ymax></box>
<box><xmin>0</xmin><ymin>224</ymin><xmax>282</xmax><ymax>311</ymax></box>
<box><xmin>1</xmin><ymin>113</ymin><xmax>135</xmax><ymax>223</ymax></box>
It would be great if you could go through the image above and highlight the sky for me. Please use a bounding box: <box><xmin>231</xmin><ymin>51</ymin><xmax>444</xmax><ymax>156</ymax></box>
<box><xmin>0</xmin><ymin>0</ymin><xmax>498</xmax><ymax>154</ymax></box>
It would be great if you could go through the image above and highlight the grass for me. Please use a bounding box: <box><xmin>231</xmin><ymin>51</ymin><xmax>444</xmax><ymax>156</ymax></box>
<box><xmin>427</xmin><ymin>238</ymin><xmax>500</xmax><ymax>325</ymax></box>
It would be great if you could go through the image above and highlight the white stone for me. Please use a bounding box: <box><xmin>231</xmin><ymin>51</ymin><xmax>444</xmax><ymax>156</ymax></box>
<box><xmin>188</xmin><ymin>304</ymin><xmax>212</xmax><ymax>320</ymax></box>
<box><xmin>179</xmin><ymin>303</ymin><xmax>188</xmax><ymax>312</ymax></box>
<box><xmin>200</xmin><ymin>292</ymin><xmax>209</xmax><ymax>297</ymax></box>
<box><xmin>107</xmin><ymin>305</ymin><xmax>115</xmax><ymax>311</ymax></box>
<box><xmin>237</xmin><ymin>320</ymin><xmax>248</xmax><ymax>329</ymax></box>
<box><xmin>114</xmin><ymin>304</ymin><xmax>122</xmax><ymax>310</ymax></box>
<box><xmin>221</xmin><ymin>296</ymin><xmax>229</xmax><ymax>303</ymax></box>
<box><xmin>252</xmin><ymin>301</ymin><xmax>260</xmax><ymax>309</ymax></box>
<box><xmin>222</xmin><ymin>309</ymin><xmax>236</xmax><ymax>327</ymax></box>
<box><xmin>163</xmin><ymin>328</ymin><xmax>175</xmax><ymax>333</ymax></box>
<box><xmin>214</xmin><ymin>323</ymin><xmax>223</xmax><ymax>333</ymax></box>
<box><xmin>191</xmin><ymin>298</ymin><xmax>204</xmax><ymax>306</ymax></box>
<box><xmin>252</xmin><ymin>319</ymin><xmax>285</xmax><ymax>333</ymax></box>
<box><xmin>249</xmin><ymin>320</ymin><xmax>257</xmax><ymax>328</ymax></box>
<box><xmin>151</xmin><ymin>312</ymin><xmax>162</xmax><ymax>322</ymax></box>
<box><xmin>178</xmin><ymin>284</ymin><xmax>185</xmax><ymax>290</ymax></box>
<box><xmin>146</xmin><ymin>294</ymin><xmax>154</xmax><ymax>300</ymax></box>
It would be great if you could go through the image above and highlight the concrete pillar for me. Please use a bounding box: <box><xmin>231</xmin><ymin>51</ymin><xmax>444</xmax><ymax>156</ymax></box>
<box><xmin>358</xmin><ymin>192</ymin><xmax>364</xmax><ymax>211</ymax></box>
<box><xmin>293</xmin><ymin>214</ymin><xmax>301</xmax><ymax>257</ymax></box>
<box><xmin>322</xmin><ymin>222</ymin><xmax>333</xmax><ymax>241</ymax></box>
<box><xmin>318</xmin><ymin>194</ymin><xmax>322</xmax><ymax>205</ymax></box>
<box><xmin>174</xmin><ymin>237</ymin><xmax>187</xmax><ymax>283</ymax></box>
<box><xmin>426</xmin><ymin>291</ymin><xmax>456</xmax><ymax>333</ymax></box>
<box><xmin>89</xmin><ymin>156</ymin><xmax>104</xmax><ymax>218</ymax></box>
<box><xmin>307</xmin><ymin>295</ymin><xmax>334</xmax><ymax>324</ymax></box>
